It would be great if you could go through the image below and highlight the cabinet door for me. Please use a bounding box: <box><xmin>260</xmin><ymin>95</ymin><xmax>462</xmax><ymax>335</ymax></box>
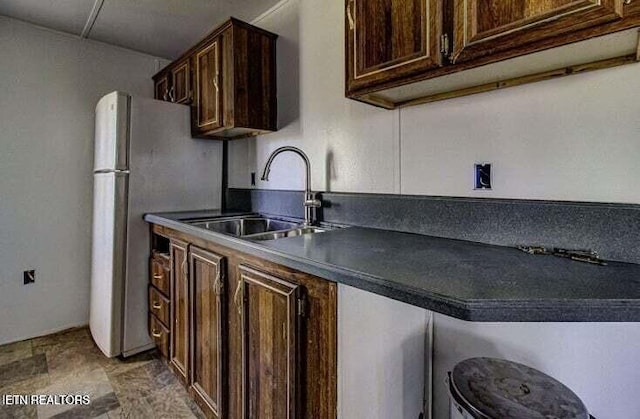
<box><xmin>346</xmin><ymin>0</ymin><xmax>442</xmax><ymax>92</ymax></box>
<box><xmin>172</xmin><ymin>59</ymin><xmax>192</xmax><ymax>104</ymax></box>
<box><xmin>155</xmin><ymin>74</ymin><xmax>170</xmax><ymax>101</ymax></box>
<box><xmin>452</xmin><ymin>0</ymin><xmax>624</xmax><ymax>63</ymax></box>
<box><xmin>189</xmin><ymin>246</ymin><xmax>226</xmax><ymax>418</ymax></box>
<box><xmin>238</xmin><ymin>265</ymin><xmax>302</xmax><ymax>419</ymax></box>
<box><xmin>196</xmin><ymin>38</ymin><xmax>223</xmax><ymax>132</ymax></box>
<box><xmin>170</xmin><ymin>239</ymin><xmax>189</xmax><ymax>382</ymax></box>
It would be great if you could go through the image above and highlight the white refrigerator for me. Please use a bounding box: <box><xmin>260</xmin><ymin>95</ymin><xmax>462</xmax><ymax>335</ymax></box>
<box><xmin>90</xmin><ymin>91</ymin><xmax>222</xmax><ymax>357</ymax></box>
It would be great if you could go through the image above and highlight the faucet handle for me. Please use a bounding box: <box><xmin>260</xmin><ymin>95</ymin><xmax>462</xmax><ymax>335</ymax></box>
<box><xmin>304</xmin><ymin>198</ymin><xmax>322</xmax><ymax>208</ymax></box>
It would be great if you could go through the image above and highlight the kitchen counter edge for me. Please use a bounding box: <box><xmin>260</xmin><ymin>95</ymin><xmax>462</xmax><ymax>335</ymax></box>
<box><xmin>144</xmin><ymin>211</ymin><xmax>640</xmax><ymax>322</ymax></box>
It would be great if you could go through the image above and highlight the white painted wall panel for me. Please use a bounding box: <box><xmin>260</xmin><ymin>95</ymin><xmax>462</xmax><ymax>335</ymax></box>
<box><xmin>0</xmin><ymin>17</ymin><xmax>169</xmax><ymax>345</ymax></box>
<box><xmin>227</xmin><ymin>0</ymin><xmax>400</xmax><ymax>194</ymax></box>
<box><xmin>233</xmin><ymin>0</ymin><xmax>640</xmax><ymax>204</ymax></box>
<box><xmin>338</xmin><ymin>284</ymin><xmax>428</xmax><ymax>419</ymax></box>
<box><xmin>401</xmin><ymin>64</ymin><xmax>640</xmax><ymax>203</ymax></box>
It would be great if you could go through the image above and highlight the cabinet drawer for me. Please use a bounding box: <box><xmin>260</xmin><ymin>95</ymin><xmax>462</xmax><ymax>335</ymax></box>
<box><xmin>149</xmin><ymin>286</ymin><xmax>170</xmax><ymax>327</ymax></box>
<box><xmin>149</xmin><ymin>314</ymin><xmax>170</xmax><ymax>358</ymax></box>
<box><xmin>150</xmin><ymin>255</ymin><xmax>170</xmax><ymax>295</ymax></box>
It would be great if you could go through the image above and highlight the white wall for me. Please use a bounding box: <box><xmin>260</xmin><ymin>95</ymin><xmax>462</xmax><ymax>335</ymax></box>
<box><xmin>229</xmin><ymin>0</ymin><xmax>400</xmax><ymax>194</ymax></box>
<box><xmin>400</xmin><ymin>67</ymin><xmax>640</xmax><ymax>202</ymax></box>
<box><xmin>230</xmin><ymin>1</ymin><xmax>640</xmax><ymax>417</ymax></box>
<box><xmin>0</xmin><ymin>17</ymin><xmax>169</xmax><ymax>345</ymax></box>
<box><xmin>338</xmin><ymin>285</ymin><xmax>429</xmax><ymax>419</ymax></box>
<box><xmin>232</xmin><ymin>0</ymin><xmax>640</xmax><ymax>204</ymax></box>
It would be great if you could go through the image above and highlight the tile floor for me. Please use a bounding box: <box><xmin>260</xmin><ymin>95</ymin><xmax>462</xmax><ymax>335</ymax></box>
<box><xmin>0</xmin><ymin>327</ymin><xmax>204</xmax><ymax>419</ymax></box>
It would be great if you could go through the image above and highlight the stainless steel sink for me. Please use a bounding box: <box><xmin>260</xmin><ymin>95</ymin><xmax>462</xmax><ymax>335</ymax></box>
<box><xmin>187</xmin><ymin>216</ymin><xmax>299</xmax><ymax>236</ymax></box>
<box><xmin>244</xmin><ymin>226</ymin><xmax>327</xmax><ymax>241</ymax></box>
<box><xmin>184</xmin><ymin>215</ymin><xmax>334</xmax><ymax>241</ymax></box>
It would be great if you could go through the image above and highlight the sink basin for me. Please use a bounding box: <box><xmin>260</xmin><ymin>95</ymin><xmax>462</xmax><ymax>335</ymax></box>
<box><xmin>187</xmin><ymin>216</ymin><xmax>299</xmax><ymax>236</ymax></box>
<box><xmin>184</xmin><ymin>215</ymin><xmax>332</xmax><ymax>241</ymax></box>
<box><xmin>245</xmin><ymin>226</ymin><xmax>327</xmax><ymax>241</ymax></box>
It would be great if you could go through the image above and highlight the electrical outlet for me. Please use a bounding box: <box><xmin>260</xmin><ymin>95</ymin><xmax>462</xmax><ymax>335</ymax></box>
<box><xmin>474</xmin><ymin>163</ymin><xmax>492</xmax><ymax>190</ymax></box>
<box><xmin>23</xmin><ymin>269</ymin><xmax>35</xmax><ymax>285</ymax></box>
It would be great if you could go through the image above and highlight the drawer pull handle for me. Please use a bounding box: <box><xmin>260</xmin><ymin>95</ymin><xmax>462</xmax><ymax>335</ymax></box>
<box><xmin>153</xmin><ymin>274</ymin><xmax>163</xmax><ymax>279</ymax></box>
<box><xmin>152</xmin><ymin>302</ymin><xmax>162</xmax><ymax>310</ymax></box>
<box><xmin>151</xmin><ymin>330</ymin><xmax>162</xmax><ymax>338</ymax></box>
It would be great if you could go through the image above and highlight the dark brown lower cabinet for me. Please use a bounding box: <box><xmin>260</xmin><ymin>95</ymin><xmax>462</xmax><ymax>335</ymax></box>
<box><xmin>190</xmin><ymin>246</ymin><xmax>226</xmax><ymax>419</ymax></box>
<box><xmin>148</xmin><ymin>252</ymin><xmax>171</xmax><ymax>360</ymax></box>
<box><xmin>150</xmin><ymin>252</ymin><xmax>170</xmax><ymax>295</ymax></box>
<box><xmin>238</xmin><ymin>265</ymin><xmax>302</xmax><ymax>419</ymax></box>
<box><xmin>170</xmin><ymin>239</ymin><xmax>189</xmax><ymax>383</ymax></box>
<box><xmin>149</xmin><ymin>314</ymin><xmax>170</xmax><ymax>358</ymax></box>
<box><xmin>151</xmin><ymin>224</ymin><xmax>337</xmax><ymax>419</ymax></box>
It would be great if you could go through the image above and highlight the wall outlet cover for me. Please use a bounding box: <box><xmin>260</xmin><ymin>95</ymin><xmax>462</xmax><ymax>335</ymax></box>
<box><xmin>474</xmin><ymin>163</ymin><xmax>492</xmax><ymax>190</ymax></box>
<box><xmin>23</xmin><ymin>270</ymin><xmax>35</xmax><ymax>285</ymax></box>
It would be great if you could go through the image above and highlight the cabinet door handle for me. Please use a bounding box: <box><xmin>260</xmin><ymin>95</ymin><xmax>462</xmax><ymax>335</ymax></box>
<box><xmin>213</xmin><ymin>70</ymin><xmax>219</xmax><ymax>91</ymax></box>
<box><xmin>151</xmin><ymin>330</ymin><xmax>162</xmax><ymax>338</ymax></box>
<box><xmin>153</xmin><ymin>274</ymin><xmax>163</xmax><ymax>280</ymax></box>
<box><xmin>152</xmin><ymin>301</ymin><xmax>162</xmax><ymax>310</ymax></box>
<box><xmin>347</xmin><ymin>0</ymin><xmax>355</xmax><ymax>31</ymax></box>
<box><xmin>214</xmin><ymin>269</ymin><xmax>222</xmax><ymax>295</ymax></box>
<box><xmin>168</xmin><ymin>86</ymin><xmax>175</xmax><ymax>102</ymax></box>
<box><xmin>234</xmin><ymin>279</ymin><xmax>243</xmax><ymax>316</ymax></box>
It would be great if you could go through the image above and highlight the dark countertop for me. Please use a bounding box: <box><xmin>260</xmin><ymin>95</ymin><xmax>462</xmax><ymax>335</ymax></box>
<box><xmin>145</xmin><ymin>210</ymin><xmax>640</xmax><ymax>322</ymax></box>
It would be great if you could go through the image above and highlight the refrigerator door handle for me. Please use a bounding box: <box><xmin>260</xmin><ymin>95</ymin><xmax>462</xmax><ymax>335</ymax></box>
<box><xmin>94</xmin><ymin>169</ymin><xmax>130</xmax><ymax>174</ymax></box>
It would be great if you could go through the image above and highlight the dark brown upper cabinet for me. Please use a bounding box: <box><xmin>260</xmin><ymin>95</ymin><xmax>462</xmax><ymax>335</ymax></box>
<box><xmin>345</xmin><ymin>0</ymin><xmax>442</xmax><ymax>92</ymax></box>
<box><xmin>452</xmin><ymin>0</ymin><xmax>624</xmax><ymax>63</ymax></box>
<box><xmin>172</xmin><ymin>59</ymin><xmax>192</xmax><ymax>104</ymax></box>
<box><xmin>154</xmin><ymin>72</ymin><xmax>170</xmax><ymax>102</ymax></box>
<box><xmin>346</xmin><ymin>0</ymin><xmax>640</xmax><ymax>109</ymax></box>
<box><xmin>152</xmin><ymin>18</ymin><xmax>278</xmax><ymax>140</ymax></box>
<box><xmin>195</xmin><ymin>37</ymin><xmax>223</xmax><ymax>134</ymax></box>
<box><xmin>154</xmin><ymin>61</ymin><xmax>191</xmax><ymax>104</ymax></box>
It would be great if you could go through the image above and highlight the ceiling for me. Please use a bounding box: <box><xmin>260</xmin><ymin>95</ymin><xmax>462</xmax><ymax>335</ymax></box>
<box><xmin>0</xmin><ymin>0</ymin><xmax>280</xmax><ymax>59</ymax></box>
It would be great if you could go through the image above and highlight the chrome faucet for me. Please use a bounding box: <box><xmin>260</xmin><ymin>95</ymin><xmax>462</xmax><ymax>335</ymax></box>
<box><xmin>260</xmin><ymin>146</ymin><xmax>321</xmax><ymax>226</ymax></box>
